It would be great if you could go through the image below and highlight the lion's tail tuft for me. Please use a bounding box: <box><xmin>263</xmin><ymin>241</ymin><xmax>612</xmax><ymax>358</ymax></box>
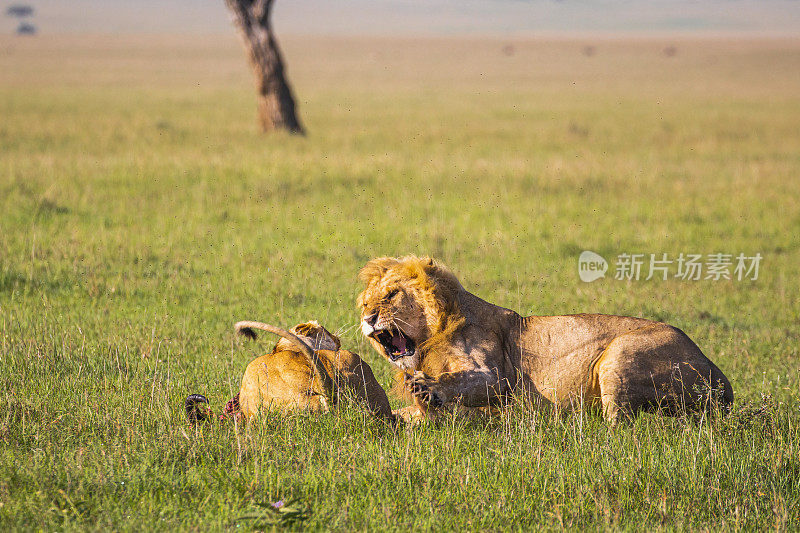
<box><xmin>236</xmin><ymin>324</ymin><xmax>258</xmax><ymax>340</ymax></box>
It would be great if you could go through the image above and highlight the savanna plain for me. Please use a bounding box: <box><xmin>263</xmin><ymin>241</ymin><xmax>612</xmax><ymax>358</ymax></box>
<box><xmin>1</xmin><ymin>33</ymin><xmax>800</xmax><ymax>531</ymax></box>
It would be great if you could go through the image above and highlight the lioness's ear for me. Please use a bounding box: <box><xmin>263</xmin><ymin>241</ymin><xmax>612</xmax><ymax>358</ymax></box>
<box><xmin>292</xmin><ymin>321</ymin><xmax>321</xmax><ymax>336</ymax></box>
<box><xmin>291</xmin><ymin>321</ymin><xmax>341</xmax><ymax>351</ymax></box>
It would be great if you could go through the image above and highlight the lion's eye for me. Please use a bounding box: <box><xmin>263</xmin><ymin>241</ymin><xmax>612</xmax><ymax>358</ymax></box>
<box><xmin>385</xmin><ymin>289</ymin><xmax>399</xmax><ymax>301</ymax></box>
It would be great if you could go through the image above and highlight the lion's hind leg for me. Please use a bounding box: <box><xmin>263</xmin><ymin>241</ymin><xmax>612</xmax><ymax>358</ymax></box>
<box><xmin>594</xmin><ymin>325</ymin><xmax>730</xmax><ymax>424</ymax></box>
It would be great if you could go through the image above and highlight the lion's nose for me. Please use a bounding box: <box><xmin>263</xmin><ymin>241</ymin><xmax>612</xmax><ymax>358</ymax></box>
<box><xmin>364</xmin><ymin>312</ymin><xmax>379</xmax><ymax>327</ymax></box>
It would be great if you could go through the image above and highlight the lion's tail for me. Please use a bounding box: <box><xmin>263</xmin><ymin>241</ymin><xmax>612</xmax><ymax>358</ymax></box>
<box><xmin>234</xmin><ymin>321</ymin><xmax>339</xmax><ymax>403</ymax></box>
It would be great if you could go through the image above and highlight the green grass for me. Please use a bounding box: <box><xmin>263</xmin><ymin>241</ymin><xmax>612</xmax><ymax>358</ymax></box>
<box><xmin>1</xmin><ymin>34</ymin><xmax>800</xmax><ymax>530</ymax></box>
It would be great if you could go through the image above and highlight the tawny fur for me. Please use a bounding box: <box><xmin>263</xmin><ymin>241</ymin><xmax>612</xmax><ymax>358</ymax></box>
<box><xmin>235</xmin><ymin>320</ymin><xmax>392</xmax><ymax>421</ymax></box>
<box><xmin>358</xmin><ymin>255</ymin><xmax>734</xmax><ymax>424</ymax></box>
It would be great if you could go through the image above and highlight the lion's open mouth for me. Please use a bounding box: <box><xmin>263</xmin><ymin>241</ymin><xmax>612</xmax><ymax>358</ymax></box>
<box><xmin>370</xmin><ymin>327</ymin><xmax>416</xmax><ymax>361</ymax></box>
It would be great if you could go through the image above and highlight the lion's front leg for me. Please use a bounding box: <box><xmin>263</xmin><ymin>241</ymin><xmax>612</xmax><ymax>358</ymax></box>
<box><xmin>405</xmin><ymin>371</ymin><xmax>445</xmax><ymax>408</ymax></box>
<box><xmin>405</xmin><ymin>369</ymin><xmax>505</xmax><ymax>409</ymax></box>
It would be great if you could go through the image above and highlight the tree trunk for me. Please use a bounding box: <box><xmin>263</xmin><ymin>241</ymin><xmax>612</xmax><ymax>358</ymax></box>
<box><xmin>224</xmin><ymin>0</ymin><xmax>304</xmax><ymax>134</ymax></box>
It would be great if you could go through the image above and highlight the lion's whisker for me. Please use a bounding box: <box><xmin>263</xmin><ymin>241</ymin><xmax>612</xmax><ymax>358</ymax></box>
<box><xmin>392</xmin><ymin>317</ymin><xmax>414</xmax><ymax>328</ymax></box>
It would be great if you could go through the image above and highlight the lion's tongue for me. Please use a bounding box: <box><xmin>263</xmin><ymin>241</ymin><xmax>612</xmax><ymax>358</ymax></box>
<box><xmin>390</xmin><ymin>334</ymin><xmax>407</xmax><ymax>353</ymax></box>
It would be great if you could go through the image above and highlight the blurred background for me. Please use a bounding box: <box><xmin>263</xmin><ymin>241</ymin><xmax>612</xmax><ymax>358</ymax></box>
<box><xmin>2</xmin><ymin>0</ymin><xmax>800</xmax><ymax>36</ymax></box>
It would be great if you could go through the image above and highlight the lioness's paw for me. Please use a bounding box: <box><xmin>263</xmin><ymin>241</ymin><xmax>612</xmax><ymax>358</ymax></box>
<box><xmin>404</xmin><ymin>371</ymin><xmax>444</xmax><ymax>408</ymax></box>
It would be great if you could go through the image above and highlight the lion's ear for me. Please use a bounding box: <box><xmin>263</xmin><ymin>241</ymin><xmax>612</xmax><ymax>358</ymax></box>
<box><xmin>359</xmin><ymin>257</ymin><xmax>399</xmax><ymax>284</ymax></box>
<box><xmin>291</xmin><ymin>321</ymin><xmax>341</xmax><ymax>351</ymax></box>
<box><xmin>292</xmin><ymin>320</ymin><xmax>321</xmax><ymax>335</ymax></box>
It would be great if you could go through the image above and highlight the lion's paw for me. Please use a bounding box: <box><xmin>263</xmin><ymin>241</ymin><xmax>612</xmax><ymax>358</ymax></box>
<box><xmin>404</xmin><ymin>371</ymin><xmax>444</xmax><ymax>408</ymax></box>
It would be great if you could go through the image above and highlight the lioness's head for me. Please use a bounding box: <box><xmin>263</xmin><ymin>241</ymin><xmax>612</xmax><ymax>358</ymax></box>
<box><xmin>357</xmin><ymin>255</ymin><xmax>464</xmax><ymax>371</ymax></box>
<box><xmin>273</xmin><ymin>320</ymin><xmax>341</xmax><ymax>353</ymax></box>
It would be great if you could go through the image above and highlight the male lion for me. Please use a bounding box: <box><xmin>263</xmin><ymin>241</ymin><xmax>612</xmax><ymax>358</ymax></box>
<box><xmin>358</xmin><ymin>256</ymin><xmax>733</xmax><ymax>423</ymax></box>
<box><xmin>186</xmin><ymin>321</ymin><xmax>392</xmax><ymax>423</ymax></box>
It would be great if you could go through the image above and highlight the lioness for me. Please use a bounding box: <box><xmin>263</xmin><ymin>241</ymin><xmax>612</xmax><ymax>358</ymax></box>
<box><xmin>187</xmin><ymin>321</ymin><xmax>392</xmax><ymax>423</ymax></box>
<box><xmin>358</xmin><ymin>256</ymin><xmax>733</xmax><ymax>423</ymax></box>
